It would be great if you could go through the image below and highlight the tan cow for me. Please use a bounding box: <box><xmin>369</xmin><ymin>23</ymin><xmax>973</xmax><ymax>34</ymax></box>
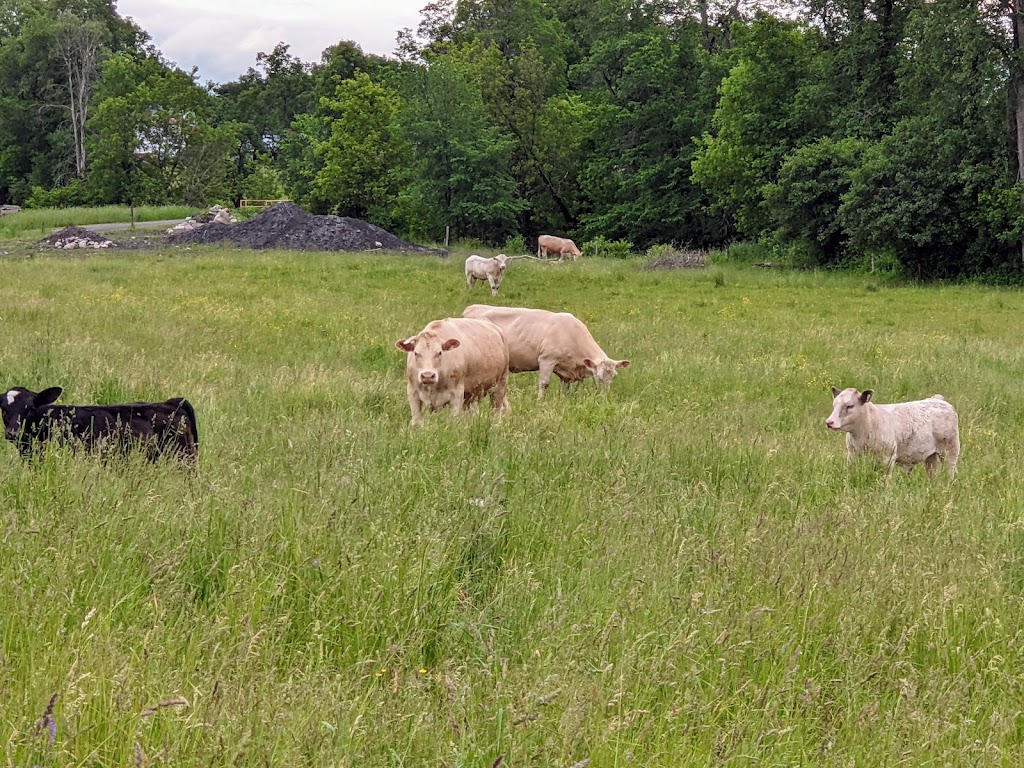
<box><xmin>537</xmin><ymin>235</ymin><xmax>582</xmax><ymax>262</ymax></box>
<box><xmin>462</xmin><ymin>304</ymin><xmax>629</xmax><ymax>398</ymax></box>
<box><xmin>827</xmin><ymin>387</ymin><xmax>960</xmax><ymax>476</ymax></box>
<box><xmin>465</xmin><ymin>254</ymin><xmax>511</xmax><ymax>296</ymax></box>
<box><xmin>396</xmin><ymin>317</ymin><xmax>511</xmax><ymax>426</ymax></box>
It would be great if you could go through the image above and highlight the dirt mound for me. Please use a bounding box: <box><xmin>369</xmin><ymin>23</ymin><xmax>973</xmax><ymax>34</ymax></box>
<box><xmin>645</xmin><ymin>249</ymin><xmax>707</xmax><ymax>270</ymax></box>
<box><xmin>168</xmin><ymin>202</ymin><xmax>436</xmax><ymax>253</ymax></box>
<box><xmin>42</xmin><ymin>226</ymin><xmax>116</xmax><ymax>249</ymax></box>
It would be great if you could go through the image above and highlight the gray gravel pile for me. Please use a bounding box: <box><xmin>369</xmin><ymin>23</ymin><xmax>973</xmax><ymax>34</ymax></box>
<box><xmin>168</xmin><ymin>202</ymin><xmax>436</xmax><ymax>253</ymax></box>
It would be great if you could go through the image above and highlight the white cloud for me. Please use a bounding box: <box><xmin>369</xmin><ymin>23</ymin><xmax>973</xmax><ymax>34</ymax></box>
<box><xmin>116</xmin><ymin>0</ymin><xmax>424</xmax><ymax>83</ymax></box>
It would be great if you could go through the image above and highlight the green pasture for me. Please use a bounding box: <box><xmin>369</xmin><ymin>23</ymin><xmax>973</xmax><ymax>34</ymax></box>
<box><xmin>2</xmin><ymin>249</ymin><xmax>1024</xmax><ymax>766</ymax></box>
<box><xmin>0</xmin><ymin>206</ymin><xmax>196</xmax><ymax>239</ymax></box>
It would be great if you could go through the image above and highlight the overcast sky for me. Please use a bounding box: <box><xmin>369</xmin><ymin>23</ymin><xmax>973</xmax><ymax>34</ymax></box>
<box><xmin>116</xmin><ymin>0</ymin><xmax>424</xmax><ymax>84</ymax></box>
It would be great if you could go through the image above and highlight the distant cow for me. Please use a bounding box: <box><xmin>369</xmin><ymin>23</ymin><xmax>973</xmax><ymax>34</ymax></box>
<box><xmin>462</xmin><ymin>304</ymin><xmax>629</xmax><ymax>397</ymax></box>
<box><xmin>537</xmin><ymin>235</ymin><xmax>581</xmax><ymax>262</ymax></box>
<box><xmin>396</xmin><ymin>318</ymin><xmax>511</xmax><ymax>427</ymax></box>
<box><xmin>0</xmin><ymin>386</ymin><xmax>199</xmax><ymax>466</ymax></box>
<box><xmin>826</xmin><ymin>387</ymin><xmax>959</xmax><ymax>476</ymax></box>
<box><xmin>465</xmin><ymin>254</ymin><xmax>511</xmax><ymax>296</ymax></box>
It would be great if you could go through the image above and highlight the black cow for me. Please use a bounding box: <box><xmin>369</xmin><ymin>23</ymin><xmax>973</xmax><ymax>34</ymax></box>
<box><xmin>0</xmin><ymin>386</ymin><xmax>199</xmax><ymax>466</ymax></box>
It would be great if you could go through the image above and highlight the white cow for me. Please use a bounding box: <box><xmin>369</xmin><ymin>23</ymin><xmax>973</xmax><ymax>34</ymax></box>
<box><xmin>462</xmin><ymin>304</ymin><xmax>629</xmax><ymax>398</ymax></box>
<box><xmin>826</xmin><ymin>387</ymin><xmax>960</xmax><ymax>476</ymax></box>
<box><xmin>396</xmin><ymin>317</ymin><xmax>510</xmax><ymax>427</ymax></box>
<box><xmin>465</xmin><ymin>254</ymin><xmax>512</xmax><ymax>296</ymax></box>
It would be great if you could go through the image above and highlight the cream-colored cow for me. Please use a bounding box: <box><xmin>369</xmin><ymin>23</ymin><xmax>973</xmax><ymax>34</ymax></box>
<box><xmin>826</xmin><ymin>387</ymin><xmax>960</xmax><ymax>476</ymax></box>
<box><xmin>465</xmin><ymin>254</ymin><xmax>511</xmax><ymax>296</ymax></box>
<box><xmin>396</xmin><ymin>318</ymin><xmax>510</xmax><ymax>427</ymax></box>
<box><xmin>537</xmin><ymin>235</ymin><xmax>581</xmax><ymax>262</ymax></box>
<box><xmin>463</xmin><ymin>304</ymin><xmax>629</xmax><ymax>398</ymax></box>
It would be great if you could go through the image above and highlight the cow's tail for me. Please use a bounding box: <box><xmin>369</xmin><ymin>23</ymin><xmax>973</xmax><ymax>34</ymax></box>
<box><xmin>168</xmin><ymin>397</ymin><xmax>199</xmax><ymax>451</ymax></box>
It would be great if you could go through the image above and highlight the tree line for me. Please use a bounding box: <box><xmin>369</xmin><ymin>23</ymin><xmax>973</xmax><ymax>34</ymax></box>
<box><xmin>3</xmin><ymin>0</ymin><xmax>1024</xmax><ymax>279</ymax></box>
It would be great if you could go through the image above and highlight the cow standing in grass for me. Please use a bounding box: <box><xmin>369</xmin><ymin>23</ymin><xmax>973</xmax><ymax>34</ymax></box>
<box><xmin>396</xmin><ymin>318</ymin><xmax>511</xmax><ymax>427</ymax></box>
<box><xmin>465</xmin><ymin>254</ymin><xmax>512</xmax><ymax>296</ymax></box>
<box><xmin>462</xmin><ymin>304</ymin><xmax>630</xmax><ymax>398</ymax></box>
<box><xmin>0</xmin><ymin>386</ymin><xmax>199</xmax><ymax>466</ymax></box>
<box><xmin>537</xmin><ymin>235</ymin><xmax>581</xmax><ymax>262</ymax></box>
<box><xmin>826</xmin><ymin>387</ymin><xmax>959</xmax><ymax>476</ymax></box>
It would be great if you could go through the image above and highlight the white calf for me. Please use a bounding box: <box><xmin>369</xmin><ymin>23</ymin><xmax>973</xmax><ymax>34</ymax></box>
<box><xmin>826</xmin><ymin>387</ymin><xmax>960</xmax><ymax>476</ymax></box>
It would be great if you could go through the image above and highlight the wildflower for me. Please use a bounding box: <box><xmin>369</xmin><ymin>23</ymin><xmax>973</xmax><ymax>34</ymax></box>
<box><xmin>376</xmin><ymin>667</ymin><xmax>387</xmax><ymax>677</ymax></box>
<box><xmin>419</xmin><ymin>668</ymin><xmax>427</xmax><ymax>675</ymax></box>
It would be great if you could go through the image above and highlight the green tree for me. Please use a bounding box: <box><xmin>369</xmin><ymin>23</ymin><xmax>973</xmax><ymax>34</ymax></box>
<box><xmin>87</xmin><ymin>52</ymin><xmax>231</xmax><ymax>205</ymax></box>
<box><xmin>691</xmin><ymin>14</ymin><xmax>833</xmax><ymax>236</ymax></box>
<box><xmin>397</xmin><ymin>55</ymin><xmax>524</xmax><ymax>243</ymax></box>
<box><xmin>309</xmin><ymin>72</ymin><xmax>408</xmax><ymax>221</ymax></box>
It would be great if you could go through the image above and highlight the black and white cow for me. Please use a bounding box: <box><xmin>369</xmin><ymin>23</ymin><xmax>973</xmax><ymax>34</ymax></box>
<box><xmin>0</xmin><ymin>386</ymin><xmax>199</xmax><ymax>465</ymax></box>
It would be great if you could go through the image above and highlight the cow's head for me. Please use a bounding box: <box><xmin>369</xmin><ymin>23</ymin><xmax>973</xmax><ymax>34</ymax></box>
<box><xmin>827</xmin><ymin>386</ymin><xmax>872</xmax><ymax>432</ymax></box>
<box><xmin>583</xmin><ymin>357</ymin><xmax>630</xmax><ymax>387</ymax></box>
<box><xmin>494</xmin><ymin>254</ymin><xmax>511</xmax><ymax>269</ymax></box>
<box><xmin>0</xmin><ymin>386</ymin><xmax>62</xmax><ymax>441</ymax></box>
<box><xmin>396</xmin><ymin>335</ymin><xmax>460</xmax><ymax>387</ymax></box>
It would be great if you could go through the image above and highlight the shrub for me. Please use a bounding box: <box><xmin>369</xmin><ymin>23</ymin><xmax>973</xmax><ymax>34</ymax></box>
<box><xmin>503</xmin><ymin>234</ymin><xmax>526</xmax><ymax>255</ymax></box>
<box><xmin>24</xmin><ymin>181</ymin><xmax>92</xmax><ymax>209</ymax></box>
<box><xmin>583</xmin><ymin>235</ymin><xmax>633</xmax><ymax>259</ymax></box>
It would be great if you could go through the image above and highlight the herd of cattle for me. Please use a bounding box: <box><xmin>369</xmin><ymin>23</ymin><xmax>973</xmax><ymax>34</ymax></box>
<box><xmin>0</xmin><ymin>233</ymin><xmax>961</xmax><ymax>477</ymax></box>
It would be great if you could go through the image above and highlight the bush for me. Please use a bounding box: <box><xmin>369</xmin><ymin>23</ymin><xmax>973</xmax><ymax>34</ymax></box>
<box><xmin>583</xmin><ymin>235</ymin><xmax>633</xmax><ymax>259</ymax></box>
<box><xmin>723</xmin><ymin>241</ymin><xmax>771</xmax><ymax>263</ymax></box>
<box><xmin>24</xmin><ymin>181</ymin><xmax>92</xmax><ymax>209</ymax></box>
<box><xmin>504</xmin><ymin>234</ymin><xmax>526</xmax><ymax>255</ymax></box>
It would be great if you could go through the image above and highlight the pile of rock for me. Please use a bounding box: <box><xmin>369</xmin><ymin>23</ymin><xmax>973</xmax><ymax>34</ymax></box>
<box><xmin>166</xmin><ymin>205</ymin><xmax>237</xmax><ymax>234</ymax></box>
<box><xmin>168</xmin><ymin>202</ymin><xmax>437</xmax><ymax>253</ymax></box>
<box><xmin>42</xmin><ymin>226</ymin><xmax>116</xmax><ymax>249</ymax></box>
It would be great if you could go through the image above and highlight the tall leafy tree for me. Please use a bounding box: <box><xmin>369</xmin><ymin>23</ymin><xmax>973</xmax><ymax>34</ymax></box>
<box><xmin>397</xmin><ymin>55</ymin><xmax>524</xmax><ymax>243</ymax></box>
<box><xmin>308</xmin><ymin>72</ymin><xmax>408</xmax><ymax>221</ymax></box>
<box><xmin>692</xmin><ymin>14</ymin><xmax>833</xmax><ymax>236</ymax></box>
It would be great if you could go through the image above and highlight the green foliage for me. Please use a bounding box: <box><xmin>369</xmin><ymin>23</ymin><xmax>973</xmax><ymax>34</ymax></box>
<box><xmin>692</xmin><ymin>15</ymin><xmax>833</xmax><ymax>236</ymax></box>
<box><xmin>503</xmin><ymin>233</ymin><xmax>527</xmax><ymax>254</ymax></box>
<box><xmin>396</xmin><ymin>55</ymin><xmax>525</xmax><ymax>245</ymax></box>
<box><xmin>86</xmin><ymin>53</ymin><xmax>231</xmax><ymax>206</ymax></box>
<box><xmin>309</xmin><ymin>72</ymin><xmax>407</xmax><ymax>222</ymax></box>
<box><xmin>763</xmin><ymin>137</ymin><xmax>866</xmax><ymax>266</ymax></box>
<box><xmin>582</xmin><ymin>234</ymin><xmax>633</xmax><ymax>258</ymax></box>
<box><xmin>24</xmin><ymin>179</ymin><xmax>93</xmax><ymax>209</ymax></box>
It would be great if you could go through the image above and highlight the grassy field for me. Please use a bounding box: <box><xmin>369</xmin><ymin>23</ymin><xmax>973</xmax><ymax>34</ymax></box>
<box><xmin>0</xmin><ymin>205</ymin><xmax>197</xmax><ymax>239</ymax></box>
<box><xmin>2</xmin><ymin>247</ymin><xmax>1024</xmax><ymax>766</ymax></box>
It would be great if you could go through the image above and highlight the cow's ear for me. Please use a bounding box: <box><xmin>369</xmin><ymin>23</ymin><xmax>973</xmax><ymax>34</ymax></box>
<box><xmin>396</xmin><ymin>337</ymin><xmax>416</xmax><ymax>352</ymax></box>
<box><xmin>831</xmin><ymin>386</ymin><xmax>840</xmax><ymax>398</ymax></box>
<box><xmin>441</xmin><ymin>338</ymin><xmax>461</xmax><ymax>351</ymax></box>
<box><xmin>860</xmin><ymin>389</ymin><xmax>873</xmax><ymax>404</ymax></box>
<box><xmin>583</xmin><ymin>358</ymin><xmax>596</xmax><ymax>371</ymax></box>
<box><xmin>34</xmin><ymin>387</ymin><xmax>62</xmax><ymax>407</ymax></box>
<box><xmin>615</xmin><ymin>359</ymin><xmax>630</xmax><ymax>370</ymax></box>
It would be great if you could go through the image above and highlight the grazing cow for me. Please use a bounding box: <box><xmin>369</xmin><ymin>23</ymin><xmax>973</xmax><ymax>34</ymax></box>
<box><xmin>465</xmin><ymin>254</ymin><xmax>512</xmax><ymax>296</ymax></box>
<box><xmin>537</xmin><ymin>235</ymin><xmax>582</xmax><ymax>262</ymax></box>
<box><xmin>826</xmin><ymin>387</ymin><xmax>959</xmax><ymax>477</ymax></box>
<box><xmin>395</xmin><ymin>318</ymin><xmax>511</xmax><ymax>427</ymax></box>
<box><xmin>0</xmin><ymin>386</ymin><xmax>199</xmax><ymax>465</ymax></box>
<box><xmin>462</xmin><ymin>304</ymin><xmax>630</xmax><ymax>398</ymax></box>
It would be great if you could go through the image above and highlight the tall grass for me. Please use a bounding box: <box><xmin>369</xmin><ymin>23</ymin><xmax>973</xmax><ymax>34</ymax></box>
<box><xmin>1</xmin><ymin>251</ymin><xmax>1023</xmax><ymax>766</ymax></box>
<box><xmin>0</xmin><ymin>205</ymin><xmax>195</xmax><ymax>239</ymax></box>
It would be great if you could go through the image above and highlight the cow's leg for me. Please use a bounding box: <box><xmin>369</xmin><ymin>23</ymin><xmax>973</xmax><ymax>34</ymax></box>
<box><xmin>407</xmin><ymin>383</ymin><xmax>424</xmax><ymax>427</ymax></box>
<box><xmin>924</xmin><ymin>453</ymin><xmax>941</xmax><ymax>477</ymax></box>
<box><xmin>467</xmin><ymin>274</ymin><xmax>475</xmax><ymax>289</ymax></box>
<box><xmin>492</xmin><ymin>371</ymin><xmax>510</xmax><ymax>415</ymax></box>
<box><xmin>448</xmin><ymin>386</ymin><xmax>467</xmax><ymax>418</ymax></box>
<box><xmin>561</xmin><ymin>376</ymin><xmax>571</xmax><ymax>394</ymax></box>
<box><xmin>538</xmin><ymin>362</ymin><xmax>557</xmax><ymax>398</ymax></box>
<box><xmin>488</xmin><ymin>276</ymin><xmax>499</xmax><ymax>296</ymax></box>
